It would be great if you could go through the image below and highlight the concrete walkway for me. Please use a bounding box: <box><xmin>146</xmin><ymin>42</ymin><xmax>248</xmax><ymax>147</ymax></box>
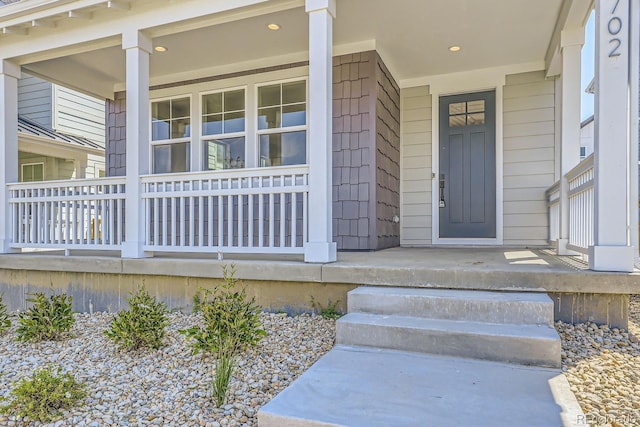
<box><xmin>258</xmin><ymin>346</ymin><xmax>585</xmax><ymax>427</ymax></box>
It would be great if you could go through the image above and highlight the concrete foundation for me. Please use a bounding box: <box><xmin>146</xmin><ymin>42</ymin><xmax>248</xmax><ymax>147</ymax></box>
<box><xmin>549</xmin><ymin>292</ymin><xmax>629</xmax><ymax>329</ymax></box>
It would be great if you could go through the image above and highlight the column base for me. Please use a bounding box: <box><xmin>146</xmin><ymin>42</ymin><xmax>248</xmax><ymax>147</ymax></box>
<box><xmin>588</xmin><ymin>245</ymin><xmax>635</xmax><ymax>272</ymax></box>
<box><xmin>556</xmin><ymin>239</ymin><xmax>580</xmax><ymax>256</ymax></box>
<box><xmin>304</xmin><ymin>241</ymin><xmax>337</xmax><ymax>263</ymax></box>
<box><xmin>121</xmin><ymin>241</ymin><xmax>153</xmax><ymax>259</ymax></box>
<box><xmin>0</xmin><ymin>239</ymin><xmax>20</xmax><ymax>254</ymax></box>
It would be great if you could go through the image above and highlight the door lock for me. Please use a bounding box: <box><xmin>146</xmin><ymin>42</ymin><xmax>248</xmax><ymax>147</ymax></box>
<box><xmin>439</xmin><ymin>174</ymin><xmax>446</xmax><ymax>208</ymax></box>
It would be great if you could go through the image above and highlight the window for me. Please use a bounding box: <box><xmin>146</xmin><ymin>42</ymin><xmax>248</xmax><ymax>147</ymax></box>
<box><xmin>257</xmin><ymin>80</ymin><xmax>307</xmax><ymax>167</ymax></box>
<box><xmin>151</xmin><ymin>96</ymin><xmax>191</xmax><ymax>173</ymax></box>
<box><xmin>22</xmin><ymin>163</ymin><xmax>44</xmax><ymax>182</ymax></box>
<box><xmin>448</xmin><ymin>100</ymin><xmax>485</xmax><ymax>127</ymax></box>
<box><xmin>202</xmin><ymin>89</ymin><xmax>246</xmax><ymax>170</ymax></box>
<box><xmin>580</xmin><ymin>146</ymin><xmax>587</xmax><ymax>160</ymax></box>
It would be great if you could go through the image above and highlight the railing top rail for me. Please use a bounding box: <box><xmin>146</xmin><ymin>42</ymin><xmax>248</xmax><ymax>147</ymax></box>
<box><xmin>545</xmin><ymin>180</ymin><xmax>561</xmax><ymax>198</ymax></box>
<box><xmin>7</xmin><ymin>176</ymin><xmax>126</xmax><ymax>190</ymax></box>
<box><xmin>140</xmin><ymin>165</ymin><xmax>310</xmax><ymax>183</ymax></box>
<box><xmin>565</xmin><ymin>153</ymin><xmax>594</xmax><ymax>182</ymax></box>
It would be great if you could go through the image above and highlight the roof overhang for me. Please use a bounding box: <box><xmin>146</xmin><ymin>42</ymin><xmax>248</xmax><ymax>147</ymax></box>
<box><xmin>19</xmin><ymin>132</ymin><xmax>104</xmax><ymax>158</ymax></box>
<box><xmin>1</xmin><ymin>0</ymin><xmax>568</xmax><ymax>98</ymax></box>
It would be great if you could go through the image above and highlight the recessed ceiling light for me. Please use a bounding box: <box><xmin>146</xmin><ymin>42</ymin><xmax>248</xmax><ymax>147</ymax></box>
<box><xmin>154</xmin><ymin>46</ymin><xmax>168</xmax><ymax>53</ymax></box>
<box><xmin>267</xmin><ymin>23</ymin><xmax>281</xmax><ymax>31</ymax></box>
<box><xmin>449</xmin><ymin>45</ymin><xmax>462</xmax><ymax>52</ymax></box>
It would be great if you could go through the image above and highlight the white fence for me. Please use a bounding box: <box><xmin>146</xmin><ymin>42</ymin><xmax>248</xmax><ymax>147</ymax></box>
<box><xmin>566</xmin><ymin>154</ymin><xmax>594</xmax><ymax>254</ymax></box>
<box><xmin>546</xmin><ymin>154</ymin><xmax>594</xmax><ymax>255</ymax></box>
<box><xmin>545</xmin><ymin>181</ymin><xmax>560</xmax><ymax>246</ymax></box>
<box><xmin>141</xmin><ymin>166</ymin><xmax>309</xmax><ymax>254</ymax></box>
<box><xmin>9</xmin><ymin>177</ymin><xmax>126</xmax><ymax>250</ymax></box>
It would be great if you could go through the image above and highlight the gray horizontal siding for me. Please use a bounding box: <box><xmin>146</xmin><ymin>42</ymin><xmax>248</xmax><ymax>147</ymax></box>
<box><xmin>54</xmin><ymin>86</ymin><xmax>106</xmax><ymax>148</ymax></box>
<box><xmin>18</xmin><ymin>74</ymin><xmax>52</xmax><ymax>129</ymax></box>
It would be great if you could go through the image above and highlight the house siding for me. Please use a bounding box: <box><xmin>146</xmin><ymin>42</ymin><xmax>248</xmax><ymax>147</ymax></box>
<box><xmin>105</xmin><ymin>92</ymin><xmax>127</xmax><ymax>177</ymax></box>
<box><xmin>400</xmin><ymin>86</ymin><xmax>432</xmax><ymax>245</ymax></box>
<box><xmin>18</xmin><ymin>74</ymin><xmax>53</xmax><ymax>129</ymax></box>
<box><xmin>53</xmin><ymin>85</ymin><xmax>106</xmax><ymax>148</ymax></box>
<box><xmin>503</xmin><ymin>70</ymin><xmax>556</xmax><ymax>245</ymax></box>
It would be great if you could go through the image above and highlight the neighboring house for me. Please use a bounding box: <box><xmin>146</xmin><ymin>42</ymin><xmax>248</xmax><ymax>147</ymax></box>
<box><xmin>0</xmin><ymin>0</ymin><xmax>635</xmax><ymax>274</ymax></box>
<box><xmin>18</xmin><ymin>73</ymin><xmax>106</xmax><ymax>180</ymax></box>
<box><xmin>580</xmin><ymin>115</ymin><xmax>594</xmax><ymax>160</ymax></box>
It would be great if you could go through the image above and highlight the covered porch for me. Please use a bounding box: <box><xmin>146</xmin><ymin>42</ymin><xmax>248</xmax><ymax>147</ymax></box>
<box><xmin>0</xmin><ymin>0</ymin><xmax>637</xmax><ymax>271</ymax></box>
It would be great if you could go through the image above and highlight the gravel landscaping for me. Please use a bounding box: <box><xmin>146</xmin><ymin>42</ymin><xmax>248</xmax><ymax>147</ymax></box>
<box><xmin>556</xmin><ymin>295</ymin><xmax>640</xmax><ymax>427</ymax></box>
<box><xmin>0</xmin><ymin>312</ymin><xmax>335</xmax><ymax>427</ymax></box>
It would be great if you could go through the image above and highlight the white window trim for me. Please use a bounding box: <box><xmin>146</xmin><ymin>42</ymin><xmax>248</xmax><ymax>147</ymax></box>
<box><xmin>149</xmin><ymin>93</ymin><xmax>193</xmax><ymax>173</ymax></box>
<box><xmin>200</xmin><ymin>85</ymin><xmax>248</xmax><ymax>171</ymax></box>
<box><xmin>21</xmin><ymin>162</ymin><xmax>45</xmax><ymax>182</ymax></box>
<box><xmin>255</xmin><ymin>76</ymin><xmax>310</xmax><ymax>166</ymax></box>
<box><xmin>148</xmin><ymin>67</ymin><xmax>309</xmax><ymax>173</ymax></box>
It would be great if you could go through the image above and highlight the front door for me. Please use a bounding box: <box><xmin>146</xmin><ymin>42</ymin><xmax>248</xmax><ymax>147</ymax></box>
<box><xmin>439</xmin><ymin>91</ymin><xmax>496</xmax><ymax>238</ymax></box>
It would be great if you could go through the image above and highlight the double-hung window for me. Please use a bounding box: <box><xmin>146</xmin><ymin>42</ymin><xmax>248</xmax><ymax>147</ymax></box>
<box><xmin>257</xmin><ymin>80</ymin><xmax>307</xmax><ymax>167</ymax></box>
<box><xmin>22</xmin><ymin>162</ymin><xmax>44</xmax><ymax>182</ymax></box>
<box><xmin>151</xmin><ymin>96</ymin><xmax>191</xmax><ymax>174</ymax></box>
<box><xmin>201</xmin><ymin>88</ymin><xmax>246</xmax><ymax>170</ymax></box>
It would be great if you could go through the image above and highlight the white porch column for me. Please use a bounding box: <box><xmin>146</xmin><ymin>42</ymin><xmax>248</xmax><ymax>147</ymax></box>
<box><xmin>304</xmin><ymin>0</ymin><xmax>337</xmax><ymax>263</ymax></box>
<box><xmin>589</xmin><ymin>0</ymin><xmax>635</xmax><ymax>271</ymax></box>
<box><xmin>0</xmin><ymin>60</ymin><xmax>20</xmax><ymax>253</ymax></box>
<box><xmin>557</xmin><ymin>29</ymin><xmax>584</xmax><ymax>255</ymax></box>
<box><xmin>122</xmin><ymin>31</ymin><xmax>152</xmax><ymax>258</ymax></box>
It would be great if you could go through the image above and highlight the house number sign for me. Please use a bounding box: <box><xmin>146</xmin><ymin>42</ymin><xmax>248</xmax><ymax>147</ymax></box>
<box><xmin>607</xmin><ymin>0</ymin><xmax>626</xmax><ymax>58</ymax></box>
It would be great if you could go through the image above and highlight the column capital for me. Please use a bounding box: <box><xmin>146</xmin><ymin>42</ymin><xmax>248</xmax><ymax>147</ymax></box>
<box><xmin>305</xmin><ymin>0</ymin><xmax>336</xmax><ymax>17</ymax></box>
<box><xmin>561</xmin><ymin>28</ymin><xmax>585</xmax><ymax>49</ymax></box>
<box><xmin>122</xmin><ymin>30</ymin><xmax>152</xmax><ymax>53</ymax></box>
<box><xmin>0</xmin><ymin>60</ymin><xmax>20</xmax><ymax>79</ymax></box>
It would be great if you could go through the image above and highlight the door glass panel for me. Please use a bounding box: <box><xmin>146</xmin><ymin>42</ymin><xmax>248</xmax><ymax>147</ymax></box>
<box><xmin>449</xmin><ymin>115</ymin><xmax>466</xmax><ymax>127</ymax></box>
<box><xmin>258</xmin><ymin>84</ymin><xmax>281</xmax><ymax>108</ymax></box>
<box><xmin>467</xmin><ymin>100</ymin><xmax>485</xmax><ymax>113</ymax></box>
<box><xmin>202</xmin><ymin>93</ymin><xmax>223</xmax><ymax>115</ymax></box>
<box><xmin>467</xmin><ymin>113</ymin><xmax>485</xmax><ymax>126</ymax></box>
<box><xmin>449</xmin><ymin>102</ymin><xmax>465</xmax><ymax>115</ymax></box>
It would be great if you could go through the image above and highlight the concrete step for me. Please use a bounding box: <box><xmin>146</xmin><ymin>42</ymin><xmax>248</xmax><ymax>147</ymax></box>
<box><xmin>258</xmin><ymin>346</ymin><xmax>583</xmax><ymax>427</ymax></box>
<box><xmin>348</xmin><ymin>286</ymin><xmax>555</xmax><ymax>325</ymax></box>
<box><xmin>336</xmin><ymin>312</ymin><xmax>561</xmax><ymax>367</ymax></box>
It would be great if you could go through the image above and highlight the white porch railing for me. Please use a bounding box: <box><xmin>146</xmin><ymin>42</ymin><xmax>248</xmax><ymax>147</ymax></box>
<box><xmin>8</xmin><ymin>177</ymin><xmax>126</xmax><ymax>250</ymax></box>
<box><xmin>141</xmin><ymin>166</ymin><xmax>309</xmax><ymax>254</ymax></box>
<box><xmin>545</xmin><ymin>181</ymin><xmax>560</xmax><ymax>246</ymax></box>
<box><xmin>566</xmin><ymin>154</ymin><xmax>594</xmax><ymax>254</ymax></box>
<box><xmin>546</xmin><ymin>154</ymin><xmax>594</xmax><ymax>255</ymax></box>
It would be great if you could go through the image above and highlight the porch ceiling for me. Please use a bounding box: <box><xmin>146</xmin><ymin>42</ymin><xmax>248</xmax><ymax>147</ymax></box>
<box><xmin>19</xmin><ymin>0</ymin><xmax>563</xmax><ymax>98</ymax></box>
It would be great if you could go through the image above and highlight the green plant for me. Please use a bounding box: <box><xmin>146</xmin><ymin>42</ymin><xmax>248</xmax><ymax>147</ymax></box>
<box><xmin>180</xmin><ymin>265</ymin><xmax>265</xmax><ymax>406</ymax></box>
<box><xmin>0</xmin><ymin>294</ymin><xmax>10</xmax><ymax>335</ymax></box>
<box><xmin>16</xmin><ymin>292</ymin><xmax>74</xmax><ymax>342</ymax></box>
<box><xmin>310</xmin><ymin>296</ymin><xmax>342</xmax><ymax>320</ymax></box>
<box><xmin>181</xmin><ymin>265</ymin><xmax>266</xmax><ymax>355</ymax></box>
<box><xmin>0</xmin><ymin>365</ymin><xmax>86</xmax><ymax>423</ymax></box>
<box><xmin>192</xmin><ymin>291</ymin><xmax>202</xmax><ymax>314</ymax></box>
<box><xmin>105</xmin><ymin>286</ymin><xmax>169</xmax><ymax>351</ymax></box>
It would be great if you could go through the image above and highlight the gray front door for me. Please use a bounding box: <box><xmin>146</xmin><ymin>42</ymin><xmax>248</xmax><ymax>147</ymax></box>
<box><xmin>439</xmin><ymin>91</ymin><xmax>496</xmax><ymax>238</ymax></box>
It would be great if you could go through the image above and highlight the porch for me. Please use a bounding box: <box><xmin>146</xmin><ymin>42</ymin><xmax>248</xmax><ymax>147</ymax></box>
<box><xmin>0</xmin><ymin>246</ymin><xmax>637</xmax><ymax>327</ymax></box>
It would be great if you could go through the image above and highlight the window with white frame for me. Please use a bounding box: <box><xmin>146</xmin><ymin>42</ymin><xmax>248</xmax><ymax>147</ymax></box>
<box><xmin>201</xmin><ymin>88</ymin><xmax>246</xmax><ymax>170</ymax></box>
<box><xmin>257</xmin><ymin>80</ymin><xmax>307</xmax><ymax>167</ymax></box>
<box><xmin>151</xmin><ymin>96</ymin><xmax>191</xmax><ymax>173</ymax></box>
<box><xmin>22</xmin><ymin>162</ymin><xmax>44</xmax><ymax>182</ymax></box>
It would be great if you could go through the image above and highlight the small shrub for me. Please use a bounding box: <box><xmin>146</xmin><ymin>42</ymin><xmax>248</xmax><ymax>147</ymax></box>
<box><xmin>181</xmin><ymin>265</ymin><xmax>265</xmax><ymax>406</ymax></box>
<box><xmin>311</xmin><ymin>296</ymin><xmax>342</xmax><ymax>320</ymax></box>
<box><xmin>16</xmin><ymin>292</ymin><xmax>74</xmax><ymax>342</ymax></box>
<box><xmin>181</xmin><ymin>265</ymin><xmax>266</xmax><ymax>356</ymax></box>
<box><xmin>0</xmin><ymin>365</ymin><xmax>86</xmax><ymax>423</ymax></box>
<box><xmin>0</xmin><ymin>294</ymin><xmax>10</xmax><ymax>335</ymax></box>
<box><xmin>105</xmin><ymin>285</ymin><xmax>169</xmax><ymax>351</ymax></box>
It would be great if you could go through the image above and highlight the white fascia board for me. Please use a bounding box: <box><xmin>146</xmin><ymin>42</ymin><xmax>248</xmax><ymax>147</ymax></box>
<box><xmin>19</xmin><ymin>133</ymin><xmax>104</xmax><ymax>157</ymax></box>
<box><xmin>545</xmin><ymin>0</ymin><xmax>594</xmax><ymax>77</ymax></box>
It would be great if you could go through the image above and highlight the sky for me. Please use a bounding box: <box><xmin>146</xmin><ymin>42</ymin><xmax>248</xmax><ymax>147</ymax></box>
<box><xmin>581</xmin><ymin>11</ymin><xmax>595</xmax><ymax>121</ymax></box>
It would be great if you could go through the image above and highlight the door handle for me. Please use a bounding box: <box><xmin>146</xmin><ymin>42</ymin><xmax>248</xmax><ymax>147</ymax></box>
<box><xmin>439</xmin><ymin>174</ymin><xmax>446</xmax><ymax>208</ymax></box>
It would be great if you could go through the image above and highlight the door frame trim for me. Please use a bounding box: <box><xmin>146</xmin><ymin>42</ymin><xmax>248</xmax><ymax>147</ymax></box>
<box><xmin>429</xmin><ymin>72</ymin><xmax>505</xmax><ymax>245</ymax></box>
